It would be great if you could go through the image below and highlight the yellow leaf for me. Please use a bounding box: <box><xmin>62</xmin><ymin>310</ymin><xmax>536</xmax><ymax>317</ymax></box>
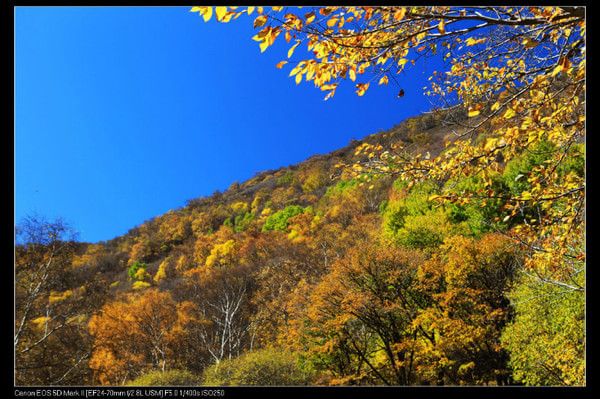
<box><xmin>132</xmin><ymin>281</ymin><xmax>151</xmax><ymax>290</ymax></box>
<box><xmin>349</xmin><ymin>67</ymin><xmax>356</xmax><ymax>81</ymax></box>
<box><xmin>465</xmin><ymin>37</ymin><xmax>486</xmax><ymax>46</ymax></box>
<box><xmin>289</xmin><ymin>62</ymin><xmax>303</xmax><ymax>76</ymax></box>
<box><xmin>31</xmin><ymin>316</ymin><xmax>50</xmax><ymax>329</ymax></box>
<box><xmin>551</xmin><ymin>64</ymin><xmax>563</xmax><ymax>77</ymax></box>
<box><xmin>288</xmin><ymin>41</ymin><xmax>300</xmax><ymax>58</ymax></box>
<box><xmin>295</xmin><ymin>73</ymin><xmax>302</xmax><ymax>85</ymax></box>
<box><xmin>468</xmin><ymin>108</ymin><xmax>480</xmax><ymax>117</ymax></box>
<box><xmin>356</xmin><ymin>82</ymin><xmax>369</xmax><ymax>96</ymax></box>
<box><xmin>272</xmin><ymin>6</ymin><xmax>283</xmax><ymax>12</ymax></box>
<box><xmin>202</xmin><ymin>7</ymin><xmax>213</xmax><ymax>22</ymax></box>
<box><xmin>276</xmin><ymin>60</ymin><xmax>288</xmax><ymax>69</ymax></box>
<box><xmin>305</xmin><ymin>64</ymin><xmax>315</xmax><ymax>81</ymax></box>
<box><xmin>247</xmin><ymin>6</ymin><xmax>255</xmax><ymax>15</ymax></box>
<box><xmin>320</xmin><ymin>83</ymin><xmax>338</xmax><ymax>91</ymax></box>
<box><xmin>378</xmin><ymin>75</ymin><xmax>389</xmax><ymax>85</ymax></box>
<box><xmin>503</xmin><ymin>108</ymin><xmax>516</xmax><ymax>119</ymax></box>
<box><xmin>49</xmin><ymin>289</ymin><xmax>73</xmax><ymax>304</ymax></box>
<box><xmin>254</xmin><ymin>15</ymin><xmax>268</xmax><ymax>28</ymax></box>
<box><xmin>305</xmin><ymin>12</ymin><xmax>316</xmax><ymax>24</ymax></box>
<box><xmin>438</xmin><ymin>19</ymin><xmax>446</xmax><ymax>34</ymax></box>
<box><xmin>259</xmin><ymin>40</ymin><xmax>269</xmax><ymax>53</ymax></box>
<box><xmin>327</xmin><ymin>17</ymin><xmax>338</xmax><ymax>28</ymax></box>
<box><xmin>484</xmin><ymin>138</ymin><xmax>498</xmax><ymax>151</ymax></box>
<box><xmin>215</xmin><ymin>7</ymin><xmax>227</xmax><ymax>21</ymax></box>
<box><xmin>191</xmin><ymin>6</ymin><xmax>213</xmax><ymax>23</ymax></box>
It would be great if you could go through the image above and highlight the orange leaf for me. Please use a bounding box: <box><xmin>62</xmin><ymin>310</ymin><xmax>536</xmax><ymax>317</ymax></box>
<box><xmin>253</xmin><ymin>15</ymin><xmax>268</xmax><ymax>28</ymax></box>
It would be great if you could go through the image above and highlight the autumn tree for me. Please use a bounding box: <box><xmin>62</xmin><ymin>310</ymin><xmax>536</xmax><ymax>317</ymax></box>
<box><xmin>15</xmin><ymin>215</ymin><xmax>107</xmax><ymax>385</ymax></box>
<box><xmin>245</xmin><ymin>233</ymin><xmax>326</xmax><ymax>348</ymax></box>
<box><xmin>413</xmin><ymin>234</ymin><xmax>518</xmax><ymax>385</ymax></box>
<box><xmin>88</xmin><ymin>289</ymin><xmax>198</xmax><ymax>385</ymax></box>
<box><xmin>300</xmin><ymin>240</ymin><xmax>428</xmax><ymax>385</ymax></box>
<box><xmin>157</xmin><ymin>210</ymin><xmax>193</xmax><ymax>250</ymax></box>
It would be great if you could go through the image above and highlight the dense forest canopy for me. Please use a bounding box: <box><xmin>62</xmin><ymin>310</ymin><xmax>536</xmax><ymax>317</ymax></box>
<box><xmin>15</xmin><ymin>6</ymin><xmax>584</xmax><ymax>387</ymax></box>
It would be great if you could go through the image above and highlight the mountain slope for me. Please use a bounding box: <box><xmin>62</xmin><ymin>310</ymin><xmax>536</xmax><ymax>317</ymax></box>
<box><xmin>98</xmin><ymin>110</ymin><xmax>454</xmax><ymax>286</ymax></box>
<box><xmin>16</xmin><ymin>107</ymin><xmax>584</xmax><ymax>386</ymax></box>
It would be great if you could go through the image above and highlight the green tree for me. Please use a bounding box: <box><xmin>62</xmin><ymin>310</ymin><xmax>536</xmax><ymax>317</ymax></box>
<box><xmin>501</xmin><ymin>271</ymin><xmax>585</xmax><ymax>385</ymax></box>
<box><xmin>128</xmin><ymin>260</ymin><xmax>148</xmax><ymax>281</ymax></box>
<box><xmin>262</xmin><ymin>205</ymin><xmax>305</xmax><ymax>232</ymax></box>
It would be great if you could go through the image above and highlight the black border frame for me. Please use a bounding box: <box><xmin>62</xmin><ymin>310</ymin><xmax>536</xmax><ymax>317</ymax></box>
<box><xmin>5</xmin><ymin>1</ymin><xmax>594</xmax><ymax>398</ymax></box>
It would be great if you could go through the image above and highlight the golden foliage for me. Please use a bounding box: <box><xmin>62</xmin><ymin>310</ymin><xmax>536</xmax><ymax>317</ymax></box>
<box><xmin>88</xmin><ymin>289</ymin><xmax>198</xmax><ymax>385</ymax></box>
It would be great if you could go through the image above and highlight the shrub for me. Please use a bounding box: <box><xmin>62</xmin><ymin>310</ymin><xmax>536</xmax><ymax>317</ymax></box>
<box><xmin>325</xmin><ymin>179</ymin><xmax>359</xmax><ymax>197</ymax></box>
<box><xmin>233</xmin><ymin>212</ymin><xmax>254</xmax><ymax>233</ymax></box>
<box><xmin>202</xmin><ymin>349</ymin><xmax>315</xmax><ymax>386</ymax></box>
<box><xmin>300</xmin><ymin>167</ymin><xmax>329</xmax><ymax>193</ymax></box>
<box><xmin>127</xmin><ymin>369</ymin><xmax>200</xmax><ymax>386</ymax></box>
<box><xmin>262</xmin><ymin>205</ymin><xmax>305</xmax><ymax>232</ymax></box>
<box><xmin>277</xmin><ymin>170</ymin><xmax>295</xmax><ymax>186</ymax></box>
<box><xmin>128</xmin><ymin>261</ymin><xmax>147</xmax><ymax>281</ymax></box>
<box><xmin>132</xmin><ymin>281</ymin><xmax>151</xmax><ymax>290</ymax></box>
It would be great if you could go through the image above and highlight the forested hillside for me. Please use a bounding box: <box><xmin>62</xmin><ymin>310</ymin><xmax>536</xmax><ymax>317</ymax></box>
<box><xmin>15</xmin><ymin>107</ymin><xmax>584</xmax><ymax>386</ymax></box>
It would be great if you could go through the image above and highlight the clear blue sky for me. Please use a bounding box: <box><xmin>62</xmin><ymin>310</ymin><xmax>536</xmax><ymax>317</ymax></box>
<box><xmin>15</xmin><ymin>7</ymin><xmax>444</xmax><ymax>243</ymax></box>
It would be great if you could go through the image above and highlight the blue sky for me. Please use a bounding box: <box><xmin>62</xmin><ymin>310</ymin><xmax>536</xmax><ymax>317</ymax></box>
<box><xmin>15</xmin><ymin>7</ymin><xmax>443</xmax><ymax>243</ymax></box>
